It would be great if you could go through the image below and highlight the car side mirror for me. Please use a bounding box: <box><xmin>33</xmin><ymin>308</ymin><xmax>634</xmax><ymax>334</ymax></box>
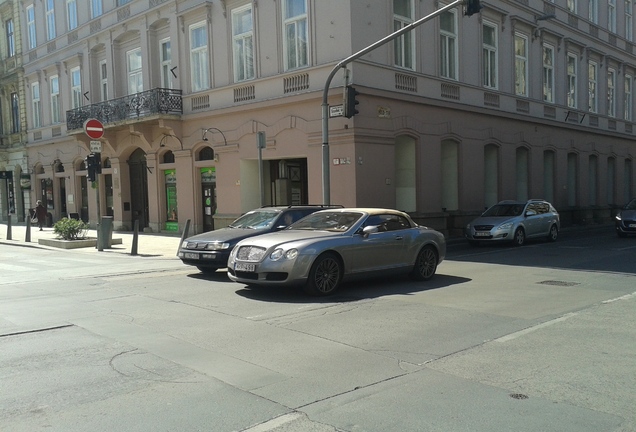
<box><xmin>360</xmin><ymin>225</ymin><xmax>379</xmax><ymax>238</ymax></box>
<box><xmin>525</xmin><ymin>210</ymin><xmax>537</xmax><ymax>217</ymax></box>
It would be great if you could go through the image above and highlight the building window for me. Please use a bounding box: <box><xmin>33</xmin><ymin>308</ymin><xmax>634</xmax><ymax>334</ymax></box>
<box><xmin>567</xmin><ymin>0</ymin><xmax>577</xmax><ymax>13</ymax></box>
<box><xmin>50</xmin><ymin>75</ymin><xmax>60</xmax><ymax>123</ymax></box>
<box><xmin>67</xmin><ymin>0</ymin><xmax>77</xmax><ymax>31</ymax></box>
<box><xmin>117</xmin><ymin>0</ymin><xmax>132</xmax><ymax>5</ymax></box>
<box><xmin>71</xmin><ymin>67</ymin><xmax>82</xmax><ymax>109</ymax></box>
<box><xmin>190</xmin><ymin>22</ymin><xmax>210</xmax><ymax>92</ymax></box>
<box><xmin>92</xmin><ymin>0</ymin><xmax>103</xmax><ymax>18</ymax></box>
<box><xmin>441</xmin><ymin>140</ymin><xmax>459</xmax><ymax>211</ymax></box>
<box><xmin>514</xmin><ymin>34</ymin><xmax>528</xmax><ymax>96</ymax></box>
<box><xmin>484</xmin><ymin>145</ymin><xmax>499</xmax><ymax>207</ymax></box>
<box><xmin>32</xmin><ymin>82</ymin><xmax>41</xmax><ymax>128</ymax></box>
<box><xmin>589</xmin><ymin>0</ymin><xmax>598</xmax><ymax>24</ymax></box>
<box><xmin>11</xmin><ymin>92</ymin><xmax>20</xmax><ymax>133</ymax></box>
<box><xmin>567</xmin><ymin>53</ymin><xmax>578</xmax><ymax>108</ymax></box>
<box><xmin>607</xmin><ymin>157</ymin><xmax>616</xmax><ymax>205</ymax></box>
<box><xmin>608</xmin><ymin>68</ymin><xmax>616</xmax><ymax>117</ymax></box>
<box><xmin>232</xmin><ymin>6</ymin><xmax>255</xmax><ymax>81</ymax></box>
<box><xmin>100</xmin><ymin>60</ymin><xmax>108</xmax><ymax>101</ymax></box>
<box><xmin>567</xmin><ymin>153</ymin><xmax>578</xmax><ymax>207</ymax></box>
<box><xmin>588</xmin><ymin>61</ymin><xmax>598</xmax><ymax>113</ymax></box>
<box><xmin>440</xmin><ymin>9</ymin><xmax>458</xmax><ymax>80</ymax></box>
<box><xmin>543</xmin><ymin>44</ymin><xmax>555</xmax><ymax>103</ymax></box>
<box><xmin>27</xmin><ymin>5</ymin><xmax>36</xmax><ymax>50</ymax></box>
<box><xmin>482</xmin><ymin>22</ymin><xmax>498</xmax><ymax>89</ymax></box>
<box><xmin>127</xmin><ymin>48</ymin><xmax>143</xmax><ymax>95</ymax></box>
<box><xmin>394</xmin><ymin>0</ymin><xmax>414</xmax><ymax>70</ymax></box>
<box><xmin>6</xmin><ymin>19</ymin><xmax>15</xmax><ymax>57</ymax></box>
<box><xmin>625</xmin><ymin>74</ymin><xmax>633</xmax><ymax>121</ymax></box>
<box><xmin>608</xmin><ymin>0</ymin><xmax>616</xmax><ymax>33</ymax></box>
<box><xmin>283</xmin><ymin>0</ymin><xmax>308</xmax><ymax>70</ymax></box>
<box><xmin>160</xmin><ymin>39</ymin><xmax>172</xmax><ymax>88</ymax></box>
<box><xmin>46</xmin><ymin>0</ymin><xmax>56</xmax><ymax>41</ymax></box>
<box><xmin>625</xmin><ymin>160</ymin><xmax>633</xmax><ymax>203</ymax></box>
<box><xmin>516</xmin><ymin>147</ymin><xmax>529</xmax><ymax>201</ymax></box>
<box><xmin>626</xmin><ymin>0</ymin><xmax>633</xmax><ymax>41</ymax></box>
<box><xmin>395</xmin><ymin>135</ymin><xmax>417</xmax><ymax>212</ymax></box>
<box><xmin>543</xmin><ymin>150</ymin><xmax>555</xmax><ymax>204</ymax></box>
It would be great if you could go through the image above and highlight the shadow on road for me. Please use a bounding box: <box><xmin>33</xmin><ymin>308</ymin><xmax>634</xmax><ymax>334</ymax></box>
<box><xmin>234</xmin><ymin>273</ymin><xmax>471</xmax><ymax>303</ymax></box>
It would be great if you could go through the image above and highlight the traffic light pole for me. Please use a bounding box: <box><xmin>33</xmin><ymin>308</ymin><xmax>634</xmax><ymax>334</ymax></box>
<box><xmin>320</xmin><ymin>0</ymin><xmax>464</xmax><ymax>205</ymax></box>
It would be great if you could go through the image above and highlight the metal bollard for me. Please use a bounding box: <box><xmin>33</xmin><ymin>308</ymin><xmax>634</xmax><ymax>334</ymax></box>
<box><xmin>6</xmin><ymin>212</ymin><xmax>11</xmax><ymax>240</ymax></box>
<box><xmin>25</xmin><ymin>216</ymin><xmax>31</xmax><ymax>242</ymax></box>
<box><xmin>177</xmin><ymin>219</ymin><xmax>191</xmax><ymax>256</ymax></box>
<box><xmin>131</xmin><ymin>219</ymin><xmax>139</xmax><ymax>256</ymax></box>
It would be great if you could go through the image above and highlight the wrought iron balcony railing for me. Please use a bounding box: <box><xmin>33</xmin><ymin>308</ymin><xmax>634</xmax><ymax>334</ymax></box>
<box><xmin>66</xmin><ymin>88</ymin><xmax>182</xmax><ymax>131</ymax></box>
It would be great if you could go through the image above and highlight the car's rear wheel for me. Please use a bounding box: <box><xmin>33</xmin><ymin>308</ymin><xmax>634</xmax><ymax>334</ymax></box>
<box><xmin>304</xmin><ymin>253</ymin><xmax>342</xmax><ymax>296</ymax></box>
<box><xmin>513</xmin><ymin>228</ymin><xmax>525</xmax><ymax>246</ymax></box>
<box><xmin>410</xmin><ymin>246</ymin><xmax>438</xmax><ymax>281</ymax></box>
<box><xmin>197</xmin><ymin>266</ymin><xmax>218</xmax><ymax>274</ymax></box>
<box><xmin>547</xmin><ymin>224</ymin><xmax>558</xmax><ymax>242</ymax></box>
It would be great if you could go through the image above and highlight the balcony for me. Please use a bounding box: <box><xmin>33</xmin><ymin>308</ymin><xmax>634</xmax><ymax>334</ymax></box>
<box><xmin>66</xmin><ymin>88</ymin><xmax>182</xmax><ymax>131</ymax></box>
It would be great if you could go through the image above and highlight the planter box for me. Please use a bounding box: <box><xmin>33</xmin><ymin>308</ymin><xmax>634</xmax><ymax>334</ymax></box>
<box><xmin>38</xmin><ymin>237</ymin><xmax>123</xmax><ymax>249</ymax></box>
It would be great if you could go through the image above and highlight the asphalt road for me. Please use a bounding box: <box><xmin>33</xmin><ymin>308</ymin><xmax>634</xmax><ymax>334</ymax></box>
<box><xmin>1</xmin><ymin>224</ymin><xmax>634</xmax><ymax>432</ymax></box>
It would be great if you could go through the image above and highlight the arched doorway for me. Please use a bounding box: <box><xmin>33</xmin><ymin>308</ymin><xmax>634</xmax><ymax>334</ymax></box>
<box><xmin>128</xmin><ymin>148</ymin><xmax>149</xmax><ymax>229</ymax></box>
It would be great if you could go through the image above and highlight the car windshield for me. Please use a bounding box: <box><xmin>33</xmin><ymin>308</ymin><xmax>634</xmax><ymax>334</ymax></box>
<box><xmin>482</xmin><ymin>204</ymin><xmax>525</xmax><ymax>217</ymax></box>
<box><xmin>625</xmin><ymin>199</ymin><xmax>636</xmax><ymax>210</ymax></box>
<box><xmin>228</xmin><ymin>211</ymin><xmax>280</xmax><ymax>229</ymax></box>
<box><xmin>290</xmin><ymin>211</ymin><xmax>363</xmax><ymax>232</ymax></box>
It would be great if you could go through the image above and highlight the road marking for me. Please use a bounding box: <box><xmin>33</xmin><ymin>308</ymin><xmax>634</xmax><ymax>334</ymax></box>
<box><xmin>494</xmin><ymin>312</ymin><xmax>578</xmax><ymax>343</ymax></box>
<box><xmin>241</xmin><ymin>413</ymin><xmax>304</xmax><ymax>432</ymax></box>
<box><xmin>602</xmin><ymin>291</ymin><xmax>636</xmax><ymax>304</ymax></box>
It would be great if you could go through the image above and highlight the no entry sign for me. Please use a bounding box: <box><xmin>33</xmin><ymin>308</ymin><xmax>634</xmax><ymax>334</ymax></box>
<box><xmin>84</xmin><ymin>118</ymin><xmax>104</xmax><ymax>139</ymax></box>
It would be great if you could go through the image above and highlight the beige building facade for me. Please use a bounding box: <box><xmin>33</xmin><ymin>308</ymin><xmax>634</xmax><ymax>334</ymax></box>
<box><xmin>8</xmin><ymin>0</ymin><xmax>636</xmax><ymax>236</ymax></box>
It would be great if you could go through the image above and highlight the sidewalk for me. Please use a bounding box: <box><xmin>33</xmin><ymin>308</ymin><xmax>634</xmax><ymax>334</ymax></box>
<box><xmin>0</xmin><ymin>222</ymin><xmax>182</xmax><ymax>259</ymax></box>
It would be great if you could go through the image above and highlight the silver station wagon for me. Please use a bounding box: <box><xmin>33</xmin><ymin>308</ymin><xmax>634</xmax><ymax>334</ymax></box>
<box><xmin>227</xmin><ymin>208</ymin><xmax>446</xmax><ymax>296</ymax></box>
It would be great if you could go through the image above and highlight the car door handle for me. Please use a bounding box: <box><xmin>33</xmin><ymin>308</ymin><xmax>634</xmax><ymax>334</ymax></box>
<box><xmin>395</xmin><ymin>236</ymin><xmax>403</xmax><ymax>240</ymax></box>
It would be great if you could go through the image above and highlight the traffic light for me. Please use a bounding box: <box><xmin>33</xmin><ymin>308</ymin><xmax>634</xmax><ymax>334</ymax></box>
<box><xmin>343</xmin><ymin>85</ymin><xmax>360</xmax><ymax>118</ymax></box>
<box><xmin>85</xmin><ymin>153</ymin><xmax>100</xmax><ymax>182</ymax></box>
<box><xmin>465</xmin><ymin>0</ymin><xmax>482</xmax><ymax>16</ymax></box>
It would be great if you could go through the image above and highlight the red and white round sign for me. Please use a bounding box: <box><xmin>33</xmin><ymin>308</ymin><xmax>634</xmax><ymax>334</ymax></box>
<box><xmin>84</xmin><ymin>118</ymin><xmax>104</xmax><ymax>139</ymax></box>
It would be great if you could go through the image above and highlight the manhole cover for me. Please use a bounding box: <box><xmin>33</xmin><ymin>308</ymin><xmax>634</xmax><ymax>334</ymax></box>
<box><xmin>538</xmin><ymin>280</ymin><xmax>580</xmax><ymax>287</ymax></box>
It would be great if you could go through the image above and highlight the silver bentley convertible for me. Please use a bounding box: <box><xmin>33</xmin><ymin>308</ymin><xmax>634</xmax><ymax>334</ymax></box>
<box><xmin>227</xmin><ymin>208</ymin><xmax>446</xmax><ymax>296</ymax></box>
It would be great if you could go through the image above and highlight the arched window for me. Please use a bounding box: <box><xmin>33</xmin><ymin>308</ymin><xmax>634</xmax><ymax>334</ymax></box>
<box><xmin>567</xmin><ymin>153</ymin><xmax>578</xmax><ymax>206</ymax></box>
<box><xmin>163</xmin><ymin>151</ymin><xmax>175</xmax><ymax>164</ymax></box>
<box><xmin>516</xmin><ymin>147</ymin><xmax>529</xmax><ymax>201</ymax></box>
<box><xmin>395</xmin><ymin>135</ymin><xmax>416</xmax><ymax>212</ymax></box>
<box><xmin>588</xmin><ymin>155</ymin><xmax>598</xmax><ymax>205</ymax></box>
<box><xmin>484</xmin><ymin>144</ymin><xmax>499</xmax><ymax>207</ymax></box>
<box><xmin>198</xmin><ymin>146</ymin><xmax>215</xmax><ymax>161</ymax></box>
<box><xmin>441</xmin><ymin>139</ymin><xmax>459</xmax><ymax>211</ymax></box>
<box><xmin>543</xmin><ymin>150</ymin><xmax>555</xmax><ymax>203</ymax></box>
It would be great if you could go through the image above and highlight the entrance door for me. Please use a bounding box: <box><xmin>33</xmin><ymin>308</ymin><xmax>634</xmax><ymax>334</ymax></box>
<box><xmin>202</xmin><ymin>183</ymin><xmax>216</xmax><ymax>232</ymax></box>
<box><xmin>128</xmin><ymin>149</ymin><xmax>149</xmax><ymax>229</ymax></box>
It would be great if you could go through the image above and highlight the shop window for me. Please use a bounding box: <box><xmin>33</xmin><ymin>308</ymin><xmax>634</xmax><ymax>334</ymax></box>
<box><xmin>199</xmin><ymin>146</ymin><xmax>214</xmax><ymax>161</ymax></box>
<box><xmin>163</xmin><ymin>151</ymin><xmax>175</xmax><ymax>164</ymax></box>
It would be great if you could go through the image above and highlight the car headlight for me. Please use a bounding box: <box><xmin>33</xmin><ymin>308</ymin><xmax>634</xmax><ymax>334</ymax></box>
<box><xmin>615</xmin><ymin>213</ymin><xmax>622</xmax><ymax>221</ymax></box>
<box><xmin>270</xmin><ymin>248</ymin><xmax>298</xmax><ymax>261</ymax></box>
<box><xmin>498</xmin><ymin>222</ymin><xmax>513</xmax><ymax>230</ymax></box>
<box><xmin>465</xmin><ymin>223</ymin><xmax>471</xmax><ymax>230</ymax></box>
<box><xmin>181</xmin><ymin>240</ymin><xmax>188</xmax><ymax>248</ymax></box>
<box><xmin>206</xmin><ymin>242</ymin><xmax>230</xmax><ymax>250</ymax></box>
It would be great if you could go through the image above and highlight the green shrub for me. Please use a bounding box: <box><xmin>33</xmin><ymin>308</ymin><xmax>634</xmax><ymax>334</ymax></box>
<box><xmin>53</xmin><ymin>218</ymin><xmax>89</xmax><ymax>240</ymax></box>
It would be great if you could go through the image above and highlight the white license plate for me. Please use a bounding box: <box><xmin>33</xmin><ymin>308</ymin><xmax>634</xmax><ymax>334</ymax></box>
<box><xmin>629</xmin><ymin>224</ymin><xmax>636</xmax><ymax>228</ymax></box>
<box><xmin>184</xmin><ymin>253</ymin><xmax>199</xmax><ymax>259</ymax></box>
<box><xmin>235</xmin><ymin>262</ymin><xmax>255</xmax><ymax>272</ymax></box>
<box><xmin>474</xmin><ymin>232</ymin><xmax>490</xmax><ymax>237</ymax></box>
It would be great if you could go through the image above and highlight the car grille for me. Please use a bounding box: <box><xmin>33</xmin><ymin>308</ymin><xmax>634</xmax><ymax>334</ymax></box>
<box><xmin>621</xmin><ymin>219</ymin><xmax>636</xmax><ymax>231</ymax></box>
<box><xmin>236</xmin><ymin>245</ymin><xmax>267</xmax><ymax>261</ymax></box>
<box><xmin>474</xmin><ymin>225</ymin><xmax>494</xmax><ymax>231</ymax></box>
<box><xmin>186</xmin><ymin>241</ymin><xmax>208</xmax><ymax>250</ymax></box>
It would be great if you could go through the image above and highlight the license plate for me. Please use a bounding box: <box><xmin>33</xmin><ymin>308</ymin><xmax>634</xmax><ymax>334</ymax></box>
<box><xmin>235</xmin><ymin>262</ymin><xmax>255</xmax><ymax>272</ymax></box>
<box><xmin>184</xmin><ymin>253</ymin><xmax>199</xmax><ymax>259</ymax></box>
<box><xmin>629</xmin><ymin>224</ymin><xmax>636</xmax><ymax>228</ymax></box>
<box><xmin>474</xmin><ymin>232</ymin><xmax>490</xmax><ymax>237</ymax></box>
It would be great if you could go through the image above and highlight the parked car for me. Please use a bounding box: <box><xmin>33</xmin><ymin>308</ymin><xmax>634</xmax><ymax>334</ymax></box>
<box><xmin>464</xmin><ymin>199</ymin><xmax>560</xmax><ymax>246</ymax></box>
<box><xmin>227</xmin><ymin>208</ymin><xmax>446</xmax><ymax>296</ymax></box>
<box><xmin>615</xmin><ymin>198</ymin><xmax>636</xmax><ymax>237</ymax></box>
<box><xmin>178</xmin><ymin>205</ymin><xmax>338</xmax><ymax>273</ymax></box>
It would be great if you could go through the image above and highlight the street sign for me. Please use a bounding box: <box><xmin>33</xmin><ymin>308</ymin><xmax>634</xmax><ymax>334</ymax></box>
<box><xmin>329</xmin><ymin>105</ymin><xmax>344</xmax><ymax>118</ymax></box>
<box><xmin>84</xmin><ymin>118</ymin><xmax>104</xmax><ymax>139</ymax></box>
<box><xmin>90</xmin><ymin>141</ymin><xmax>103</xmax><ymax>153</ymax></box>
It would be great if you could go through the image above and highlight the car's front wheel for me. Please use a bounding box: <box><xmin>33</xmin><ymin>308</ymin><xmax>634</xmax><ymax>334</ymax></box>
<box><xmin>547</xmin><ymin>224</ymin><xmax>558</xmax><ymax>242</ymax></box>
<box><xmin>304</xmin><ymin>253</ymin><xmax>342</xmax><ymax>296</ymax></box>
<box><xmin>513</xmin><ymin>228</ymin><xmax>525</xmax><ymax>246</ymax></box>
<box><xmin>410</xmin><ymin>246</ymin><xmax>438</xmax><ymax>281</ymax></box>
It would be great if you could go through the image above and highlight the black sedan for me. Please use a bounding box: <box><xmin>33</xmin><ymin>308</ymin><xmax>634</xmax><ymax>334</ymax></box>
<box><xmin>178</xmin><ymin>205</ymin><xmax>337</xmax><ymax>273</ymax></box>
<box><xmin>615</xmin><ymin>198</ymin><xmax>636</xmax><ymax>237</ymax></box>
